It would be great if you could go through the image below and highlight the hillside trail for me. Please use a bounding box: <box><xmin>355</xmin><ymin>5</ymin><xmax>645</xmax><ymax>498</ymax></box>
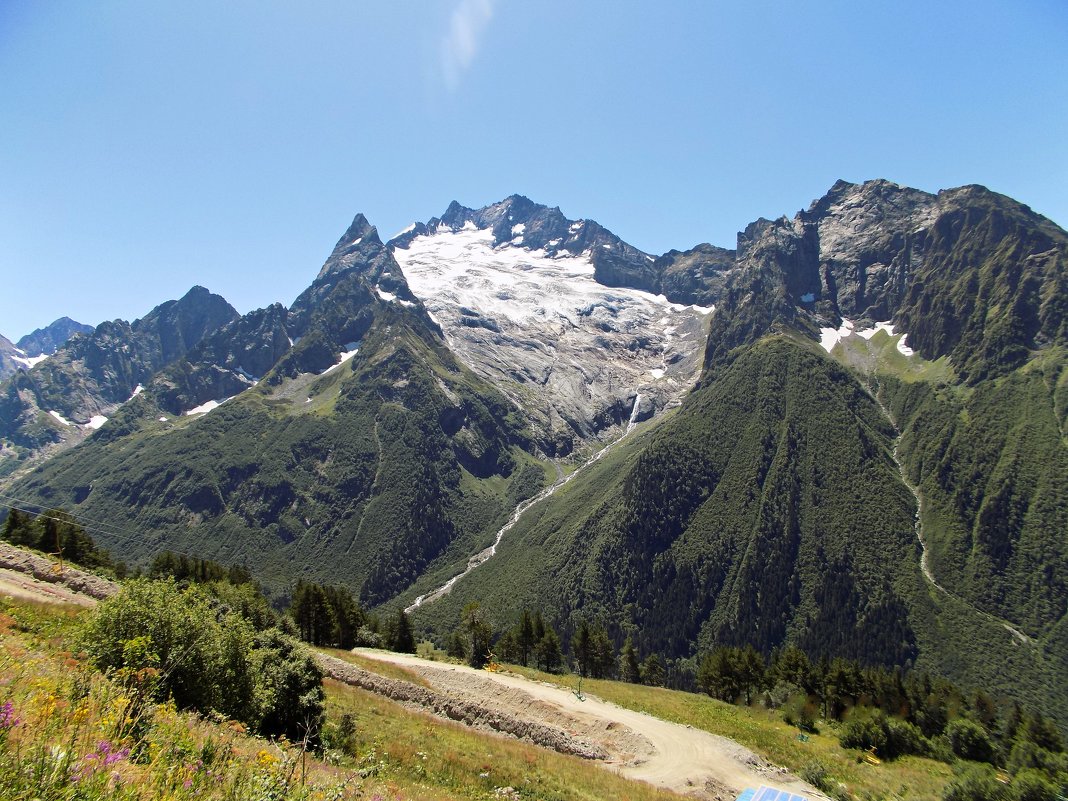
<box><xmin>354</xmin><ymin>649</ymin><xmax>827</xmax><ymax>801</ymax></box>
<box><xmin>406</xmin><ymin>399</ymin><xmax>645</xmax><ymax>613</ymax></box>
<box><xmin>868</xmin><ymin>380</ymin><xmax>1032</xmax><ymax>646</ymax></box>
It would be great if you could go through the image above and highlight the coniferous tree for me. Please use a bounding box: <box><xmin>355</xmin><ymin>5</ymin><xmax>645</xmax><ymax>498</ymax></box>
<box><xmin>640</xmin><ymin>653</ymin><xmax>665</xmax><ymax>687</ymax></box>
<box><xmin>698</xmin><ymin>647</ymin><xmax>742</xmax><ymax>702</ymax></box>
<box><xmin>589</xmin><ymin>625</ymin><xmax>615</xmax><ymax>679</ymax></box>
<box><xmin>391</xmin><ymin>609</ymin><xmax>416</xmax><ymax>654</ymax></box>
<box><xmin>290</xmin><ymin>581</ymin><xmax>337</xmax><ymax>646</ymax></box>
<box><xmin>619</xmin><ymin>636</ymin><xmax>641</xmax><ymax>683</ymax></box>
<box><xmin>517</xmin><ymin>609</ymin><xmax>535</xmax><ymax>666</ymax></box>
<box><xmin>738</xmin><ymin>644</ymin><xmax>766</xmax><ymax>706</ymax></box>
<box><xmin>535</xmin><ymin>628</ymin><xmax>563</xmax><ymax>673</ymax></box>
<box><xmin>532</xmin><ymin>611</ymin><xmax>546</xmax><ymax>642</ymax></box>
<box><xmin>462</xmin><ymin>602</ymin><xmax>493</xmax><ymax>668</ymax></box>
<box><xmin>1</xmin><ymin>509</ymin><xmax>27</xmax><ymax>541</ymax></box>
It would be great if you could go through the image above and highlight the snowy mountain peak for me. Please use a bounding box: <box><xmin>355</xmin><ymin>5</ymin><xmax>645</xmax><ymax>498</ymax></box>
<box><xmin>391</xmin><ymin>209</ymin><xmax>714</xmax><ymax>454</ymax></box>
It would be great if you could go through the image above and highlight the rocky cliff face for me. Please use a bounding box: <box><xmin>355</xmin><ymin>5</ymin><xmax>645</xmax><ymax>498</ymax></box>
<box><xmin>0</xmin><ymin>318</ymin><xmax>94</xmax><ymax>382</ymax></box>
<box><xmin>703</xmin><ymin>179</ymin><xmax>1068</xmax><ymax>381</ymax></box>
<box><xmin>0</xmin><ymin>287</ymin><xmax>237</xmax><ymax>461</ymax></box>
<box><xmin>0</xmin><ymin>336</ymin><xmax>25</xmax><ymax>382</ymax></box>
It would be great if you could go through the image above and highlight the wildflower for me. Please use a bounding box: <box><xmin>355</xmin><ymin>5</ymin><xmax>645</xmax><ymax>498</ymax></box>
<box><xmin>0</xmin><ymin>700</ymin><xmax>20</xmax><ymax>729</ymax></box>
<box><xmin>256</xmin><ymin>749</ymin><xmax>277</xmax><ymax>768</ymax></box>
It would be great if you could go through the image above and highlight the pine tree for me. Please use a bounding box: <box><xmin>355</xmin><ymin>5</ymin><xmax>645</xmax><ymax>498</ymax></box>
<box><xmin>535</xmin><ymin>628</ymin><xmax>563</xmax><ymax>673</ymax></box>
<box><xmin>738</xmin><ymin>644</ymin><xmax>766</xmax><ymax>706</ymax></box>
<box><xmin>589</xmin><ymin>625</ymin><xmax>615</xmax><ymax>679</ymax></box>
<box><xmin>640</xmin><ymin>653</ymin><xmax>665</xmax><ymax>687</ymax></box>
<box><xmin>517</xmin><ymin>609</ymin><xmax>535</xmax><ymax>666</ymax></box>
<box><xmin>392</xmin><ymin>609</ymin><xmax>416</xmax><ymax>654</ymax></box>
<box><xmin>619</xmin><ymin>636</ymin><xmax>641</xmax><ymax>683</ymax></box>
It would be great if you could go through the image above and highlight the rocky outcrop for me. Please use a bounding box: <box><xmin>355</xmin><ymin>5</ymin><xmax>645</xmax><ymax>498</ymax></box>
<box><xmin>703</xmin><ymin>178</ymin><xmax>1068</xmax><ymax>381</ymax></box>
<box><xmin>655</xmin><ymin>243</ymin><xmax>735</xmax><ymax>306</ymax></box>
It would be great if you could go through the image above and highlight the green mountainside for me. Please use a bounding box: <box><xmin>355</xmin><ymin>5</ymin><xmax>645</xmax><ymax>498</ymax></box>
<box><xmin>412</xmin><ymin>336</ymin><xmax>920</xmax><ymax>666</ymax></box>
<box><xmin>2</xmin><ymin>180</ymin><xmax>1066</xmax><ymax>726</ymax></box>
<box><xmin>411</xmin><ymin>180</ymin><xmax>1068</xmax><ymax>721</ymax></box>
<box><xmin>6</xmin><ymin>218</ymin><xmax>543</xmax><ymax>606</ymax></box>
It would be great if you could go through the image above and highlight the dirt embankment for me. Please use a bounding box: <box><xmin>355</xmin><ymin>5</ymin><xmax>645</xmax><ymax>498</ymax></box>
<box><xmin>336</xmin><ymin>650</ymin><xmax>829</xmax><ymax>801</ymax></box>
<box><xmin>0</xmin><ymin>543</ymin><xmax>118</xmax><ymax>606</ymax></box>
<box><xmin>316</xmin><ymin>651</ymin><xmax>630</xmax><ymax>760</ymax></box>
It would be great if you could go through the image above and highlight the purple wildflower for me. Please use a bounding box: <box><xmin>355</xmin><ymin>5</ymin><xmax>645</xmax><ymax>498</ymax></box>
<box><xmin>0</xmin><ymin>700</ymin><xmax>20</xmax><ymax>729</ymax></box>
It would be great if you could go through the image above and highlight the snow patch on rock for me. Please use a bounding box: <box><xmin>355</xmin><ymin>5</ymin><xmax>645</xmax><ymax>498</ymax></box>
<box><xmin>12</xmin><ymin>353</ymin><xmax>49</xmax><ymax>369</ymax></box>
<box><xmin>184</xmin><ymin>397</ymin><xmax>232</xmax><ymax>416</ymax></box>
<box><xmin>819</xmin><ymin>319</ymin><xmax>855</xmax><ymax>353</ymax></box>
<box><xmin>49</xmin><ymin>410</ymin><xmax>73</xmax><ymax>426</ymax></box>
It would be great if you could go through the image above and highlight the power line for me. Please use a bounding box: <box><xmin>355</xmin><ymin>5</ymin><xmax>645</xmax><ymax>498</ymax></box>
<box><xmin>0</xmin><ymin>490</ymin><xmax>161</xmax><ymax>545</ymax></box>
<box><xmin>0</xmin><ymin>494</ymin><xmax>247</xmax><ymax>569</ymax></box>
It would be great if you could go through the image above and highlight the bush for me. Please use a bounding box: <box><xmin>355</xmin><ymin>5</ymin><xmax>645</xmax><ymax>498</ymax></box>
<box><xmin>840</xmin><ymin>709</ymin><xmax>930</xmax><ymax>760</ymax></box>
<box><xmin>82</xmin><ymin>579</ymin><xmax>324</xmax><ymax>742</ymax></box>
<box><xmin>884</xmin><ymin>716</ymin><xmax>930</xmax><ymax>760</ymax></box>
<box><xmin>1012</xmin><ymin>769</ymin><xmax>1059</xmax><ymax>801</ymax></box>
<box><xmin>781</xmin><ymin>691</ymin><xmax>819</xmax><ymax>733</ymax></box>
<box><xmin>81</xmin><ymin>578</ymin><xmax>256</xmax><ymax>721</ymax></box>
<box><xmin>840</xmin><ymin>713</ymin><xmax>887</xmax><ymax>754</ymax></box>
<box><xmin>799</xmin><ymin>760</ymin><xmax>841</xmax><ymax>797</ymax></box>
<box><xmin>946</xmin><ymin>718</ymin><xmax>996</xmax><ymax>764</ymax></box>
<box><xmin>251</xmin><ymin>628</ymin><xmax>325</xmax><ymax>743</ymax></box>
<box><xmin>942</xmin><ymin>764</ymin><xmax>1009</xmax><ymax>801</ymax></box>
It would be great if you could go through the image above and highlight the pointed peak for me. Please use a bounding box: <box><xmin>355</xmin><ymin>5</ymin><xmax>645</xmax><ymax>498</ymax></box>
<box><xmin>339</xmin><ymin>213</ymin><xmax>381</xmax><ymax>246</ymax></box>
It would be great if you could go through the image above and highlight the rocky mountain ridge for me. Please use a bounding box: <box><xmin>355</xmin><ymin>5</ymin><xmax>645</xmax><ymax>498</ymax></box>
<box><xmin>2</xmin><ymin>179</ymin><xmax>1066</xmax><ymax>726</ymax></box>
<box><xmin>16</xmin><ymin>317</ymin><xmax>96</xmax><ymax>358</ymax></box>
<box><xmin>0</xmin><ymin>318</ymin><xmax>95</xmax><ymax>381</ymax></box>
<box><xmin>0</xmin><ymin>287</ymin><xmax>237</xmax><ymax>467</ymax></box>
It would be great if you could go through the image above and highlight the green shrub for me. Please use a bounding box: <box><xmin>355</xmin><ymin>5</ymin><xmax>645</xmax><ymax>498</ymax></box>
<box><xmin>942</xmin><ymin>764</ymin><xmax>1010</xmax><ymax>801</ymax></box>
<box><xmin>82</xmin><ymin>579</ymin><xmax>324</xmax><ymax>742</ymax></box>
<box><xmin>840</xmin><ymin>709</ymin><xmax>930</xmax><ymax>760</ymax></box>
<box><xmin>884</xmin><ymin>716</ymin><xmax>930</xmax><ymax>759</ymax></box>
<box><xmin>82</xmin><ymin>578</ymin><xmax>256</xmax><ymax>721</ymax></box>
<box><xmin>946</xmin><ymin>718</ymin><xmax>996</xmax><ymax>764</ymax></box>
<box><xmin>1011</xmin><ymin>769</ymin><xmax>1059</xmax><ymax>801</ymax></box>
<box><xmin>251</xmin><ymin>628</ymin><xmax>325</xmax><ymax>743</ymax></box>
<box><xmin>840</xmin><ymin>713</ymin><xmax>887</xmax><ymax>754</ymax></box>
<box><xmin>781</xmin><ymin>691</ymin><xmax>819</xmax><ymax>733</ymax></box>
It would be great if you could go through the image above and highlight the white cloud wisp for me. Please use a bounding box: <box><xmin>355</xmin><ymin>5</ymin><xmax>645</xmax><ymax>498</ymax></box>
<box><xmin>441</xmin><ymin>0</ymin><xmax>496</xmax><ymax>92</ymax></box>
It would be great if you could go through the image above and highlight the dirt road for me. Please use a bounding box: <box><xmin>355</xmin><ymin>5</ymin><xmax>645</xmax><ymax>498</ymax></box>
<box><xmin>354</xmin><ymin>649</ymin><xmax>826</xmax><ymax>801</ymax></box>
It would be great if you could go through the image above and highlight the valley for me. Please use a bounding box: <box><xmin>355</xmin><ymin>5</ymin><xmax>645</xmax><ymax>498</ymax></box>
<box><xmin>1</xmin><ymin>179</ymin><xmax>1066</xmax><ymax>751</ymax></box>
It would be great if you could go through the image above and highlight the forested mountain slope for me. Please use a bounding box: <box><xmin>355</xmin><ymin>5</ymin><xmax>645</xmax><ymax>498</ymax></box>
<box><xmin>7</xmin><ymin>216</ymin><xmax>544</xmax><ymax>605</ymax></box>
<box><xmin>3</xmin><ymin>179</ymin><xmax>1065</xmax><ymax>723</ymax></box>
<box><xmin>412</xmin><ymin>180</ymin><xmax>1068</xmax><ymax>721</ymax></box>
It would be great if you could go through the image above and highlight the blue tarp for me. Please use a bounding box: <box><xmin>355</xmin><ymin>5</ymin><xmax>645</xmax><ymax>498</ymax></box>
<box><xmin>736</xmin><ymin>786</ymin><xmax>810</xmax><ymax>801</ymax></box>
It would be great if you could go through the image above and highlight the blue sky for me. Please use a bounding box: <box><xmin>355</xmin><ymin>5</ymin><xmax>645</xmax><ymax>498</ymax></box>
<box><xmin>1</xmin><ymin>1</ymin><xmax>1066</xmax><ymax>338</ymax></box>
